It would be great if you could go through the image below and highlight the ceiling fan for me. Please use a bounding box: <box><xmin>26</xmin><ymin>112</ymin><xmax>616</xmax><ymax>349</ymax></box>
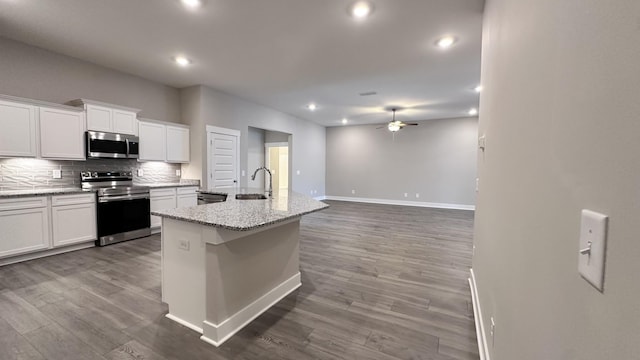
<box><xmin>377</xmin><ymin>108</ymin><xmax>418</xmax><ymax>132</ymax></box>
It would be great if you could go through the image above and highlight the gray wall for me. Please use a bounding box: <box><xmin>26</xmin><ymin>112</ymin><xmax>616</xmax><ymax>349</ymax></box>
<box><xmin>180</xmin><ymin>85</ymin><xmax>326</xmax><ymax>196</ymax></box>
<box><xmin>326</xmin><ymin>117</ymin><xmax>477</xmax><ymax>206</ymax></box>
<box><xmin>247</xmin><ymin>127</ymin><xmax>265</xmax><ymax>189</ymax></box>
<box><xmin>265</xmin><ymin>130</ymin><xmax>290</xmax><ymax>144</ymax></box>
<box><xmin>473</xmin><ymin>0</ymin><xmax>640</xmax><ymax>359</ymax></box>
<box><xmin>0</xmin><ymin>36</ymin><xmax>180</xmax><ymax>122</ymax></box>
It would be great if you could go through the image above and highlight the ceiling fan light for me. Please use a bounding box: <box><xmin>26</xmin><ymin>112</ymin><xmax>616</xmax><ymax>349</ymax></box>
<box><xmin>388</xmin><ymin>123</ymin><xmax>401</xmax><ymax>132</ymax></box>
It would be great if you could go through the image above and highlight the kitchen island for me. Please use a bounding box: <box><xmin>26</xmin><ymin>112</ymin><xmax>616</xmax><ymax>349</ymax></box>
<box><xmin>151</xmin><ymin>188</ymin><xmax>328</xmax><ymax>347</ymax></box>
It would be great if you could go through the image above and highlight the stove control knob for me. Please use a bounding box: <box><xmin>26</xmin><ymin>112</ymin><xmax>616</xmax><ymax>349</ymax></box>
<box><xmin>92</xmin><ymin>172</ymin><xmax>98</xmax><ymax>177</ymax></box>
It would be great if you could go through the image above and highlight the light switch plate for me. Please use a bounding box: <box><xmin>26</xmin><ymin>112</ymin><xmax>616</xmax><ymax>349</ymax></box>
<box><xmin>176</xmin><ymin>169</ymin><xmax>181</xmax><ymax>176</ymax></box>
<box><xmin>137</xmin><ymin>169</ymin><xmax>144</xmax><ymax>177</ymax></box>
<box><xmin>578</xmin><ymin>209</ymin><xmax>608</xmax><ymax>292</ymax></box>
<box><xmin>478</xmin><ymin>135</ymin><xmax>486</xmax><ymax>151</ymax></box>
<box><xmin>52</xmin><ymin>169</ymin><xmax>61</xmax><ymax>179</ymax></box>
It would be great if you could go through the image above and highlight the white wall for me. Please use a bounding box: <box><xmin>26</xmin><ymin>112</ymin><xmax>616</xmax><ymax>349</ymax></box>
<box><xmin>0</xmin><ymin>36</ymin><xmax>180</xmax><ymax>122</ymax></box>
<box><xmin>326</xmin><ymin>117</ymin><xmax>478</xmax><ymax>207</ymax></box>
<box><xmin>180</xmin><ymin>85</ymin><xmax>326</xmax><ymax>196</ymax></box>
<box><xmin>473</xmin><ymin>0</ymin><xmax>640</xmax><ymax>359</ymax></box>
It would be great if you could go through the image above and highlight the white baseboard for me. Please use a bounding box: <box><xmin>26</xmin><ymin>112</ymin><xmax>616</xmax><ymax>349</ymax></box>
<box><xmin>165</xmin><ymin>313</ymin><xmax>203</xmax><ymax>334</ymax></box>
<box><xmin>313</xmin><ymin>195</ymin><xmax>327</xmax><ymax>201</ymax></box>
<box><xmin>324</xmin><ymin>195</ymin><xmax>475</xmax><ymax>211</ymax></box>
<box><xmin>0</xmin><ymin>241</ymin><xmax>95</xmax><ymax>267</ymax></box>
<box><xmin>201</xmin><ymin>272</ymin><xmax>302</xmax><ymax>347</ymax></box>
<box><xmin>469</xmin><ymin>269</ymin><xmax>490</xmax><ymax>360</ymax></box>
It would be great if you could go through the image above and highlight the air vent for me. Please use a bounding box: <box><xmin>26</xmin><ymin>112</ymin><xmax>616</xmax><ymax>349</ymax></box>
<box><xmin>359</xmin><ymin>91</ymin><xmax>377</xmax><ymax>96</ymax></box>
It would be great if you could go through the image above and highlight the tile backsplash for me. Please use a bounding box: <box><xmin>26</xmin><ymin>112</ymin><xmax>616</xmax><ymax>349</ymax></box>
<box><xmin>0</xmin><ymin>158</ymin><xmax>183</xmax><ymax>190</ymax></box>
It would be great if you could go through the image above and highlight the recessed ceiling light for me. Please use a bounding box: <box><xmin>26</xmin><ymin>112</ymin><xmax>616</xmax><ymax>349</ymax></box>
<box><xmin>342</xmin><ymin>118</ymin><xmax>348</xmax><ymax>124</ymax></box>
<box><xmin>436</xmin><ymin>36</ymin><xmax>457</xmax><ymax>49</ymax></box>
<box><xmin>307</xmin><ymin>103</ymin><xmax>317</xmax><ymax>111</ymax></box>
<box><xmin>181</xmin><ymin>0</ymin><xmax>202</xmax><ymax>9</ymax></box>
<box><xmin>468</xmin><ymin>108</ymin><xmax>478</xmax><ymax>116</ymax></box>
<box><xmin>474</xmin><ymin>85</ymin><xmax>483</xmax><ymax>93</ymax></box>
<box><xmin>174</xmin><ymin>56</ymin><xmax>192</xmax><ymax>67</ymax></box>
<box><xmin>350</xmin><ymin>1</ymin><xmax>373</xmax><ymax>19</ymax></box>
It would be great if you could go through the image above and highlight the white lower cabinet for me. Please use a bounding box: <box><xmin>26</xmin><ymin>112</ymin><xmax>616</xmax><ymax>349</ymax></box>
<box><xmin>177</xmin><ymin>187</ymin><xmax>198</xmax><ymax>208</ymax></box>
<box><xmin>150</xmin><ymin>188</ymin><xmax>177</xmax><ymax>230</ymax></box>
<box><xmin>150</xmin><ymin>187</ymin><xmax>199</xmax><ymax>231</ymax></box>
<box><xmin>0</xmin><ymin>194</ymin><xmax>97</xmax><ymax>263</ymax></box>
<box><xmin>0</xmin><ymin>197</ymin><xmax>50</xmax><ymax>258</ymax></box>
<box><xmin>51</xmin><ymin>194</ymin><xmax>96</xmax><ymax>247</ymax></box>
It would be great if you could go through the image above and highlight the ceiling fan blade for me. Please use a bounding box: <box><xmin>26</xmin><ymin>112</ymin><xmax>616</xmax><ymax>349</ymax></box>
<box><xmin>405</xmin><ymin>123</ymin><xmax>419</xmax><ymax>126</ymax></box>
<box><xmin>376</xmin><ymin>125</ymin><xmax>387</xmax><ymax>129</ymax></box>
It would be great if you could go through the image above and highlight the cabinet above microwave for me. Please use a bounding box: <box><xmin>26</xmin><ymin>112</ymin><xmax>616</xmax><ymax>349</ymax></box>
<box><xmin>68</xmin><ymin>99</ymin><xmax>140</xmax><ymax>136</ymax></box>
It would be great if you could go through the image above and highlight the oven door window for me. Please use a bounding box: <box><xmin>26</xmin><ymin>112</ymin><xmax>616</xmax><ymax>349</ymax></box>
<box><xmin>97</xmin><ymin>198</ymin><xmax>150</xmax><ymax>237</ymax></box>
<box><xmin>89</xmin><ymin>138</ymin><xmax>128</xmax><ymax>155</ymax></box>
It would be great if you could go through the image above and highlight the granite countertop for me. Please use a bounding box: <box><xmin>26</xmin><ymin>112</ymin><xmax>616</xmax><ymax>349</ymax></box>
<box><xmin>0</xmin><ymin>180</ymin><xmax>201</xmax><ymax>198</ymax></box>
<box><xmin>0</xmin><ymin>188</ymin><xmax>94</xmax><ymax>198</ymax></box>
<box><xmin>144</xmin><ymin>180</ymin><xmax>200</xmax><ymax>189</ymax></box>
<box><xmin>151</xmin><ymin>188</ymin><xmax>329</xmax><ymax>231</ymax></box>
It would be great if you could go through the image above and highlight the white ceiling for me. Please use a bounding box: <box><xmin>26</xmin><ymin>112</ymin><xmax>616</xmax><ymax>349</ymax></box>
<box><xmin>0</xmin><ymin>0</ymin><xmax>484</xmax><ymax>127</ymax></box>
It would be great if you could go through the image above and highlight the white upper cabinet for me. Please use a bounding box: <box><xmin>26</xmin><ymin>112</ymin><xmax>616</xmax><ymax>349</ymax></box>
<box><xmin>86</xmin><ymin>104</ymin><xmax>112</xmax><ymax>132</ymax></box>
<box><xmin>166</xmin><ymin>125</ymin><xmax>190</xmax><ymax>163</ymax></box>
<box><xmin>112</xmin><ymin>109</ymin><xmax>138</xmax><ymax>135</ymax></box>
<box><xmin>139</xmin><ymin>119</ymin><xmax>190</xmax><ymax>163</ymax></box>
<box><xmin>39</xmin><ymin>106</ymin><xmax>86</xmax><ymax>160</ymax></box>
<box><xmin>139</xmin><ymin>121</ymin><xmax>166</xmax><ymax>161</ymax></box>
<box><xmin>70</xmin><ymin>99</ymin><xmax>139</xmax><ymax>135</ymax></box>
<box><xmin>0</xmin><ymin>98</ymin><xmax>37</xmax><ymax>157</ymax></box>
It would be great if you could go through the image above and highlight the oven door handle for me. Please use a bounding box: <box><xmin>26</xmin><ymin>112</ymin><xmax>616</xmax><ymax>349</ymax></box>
<box><xmin>125</xmin><ymin>138</ymin><xmax>130</xmax><ymax>158</ymax></box>
<box><xmin>98</xmin><ymin>194</ymin><xmax>150</xmax><ymax>203</ymax></box>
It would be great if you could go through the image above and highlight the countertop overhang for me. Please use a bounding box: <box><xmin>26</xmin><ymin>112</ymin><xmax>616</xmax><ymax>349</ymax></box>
<box><xmin>151</xmin><ymin>188</ymin><xmax>329</xmax><ymax>231</ymax></box>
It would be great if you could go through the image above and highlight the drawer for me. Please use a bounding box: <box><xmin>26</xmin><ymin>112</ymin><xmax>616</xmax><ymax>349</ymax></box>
<box><xmin>177</xmin><ymin>186</ymin><xmax>198</xmax><ymax>195</ymax></box>
<box><xmin>151</xmin><ymin>188</ymin><xmax>177</xmax><ymax>197</ymax></box>
<box><xmin>52</xmin><ymin>193</ymin><xmax>96</xmax><ymax>206</ymax></box>
<box><xmin>0</xmin><ymin>196</ymin><xmax>47</xmax><ymax>211</ymax></box>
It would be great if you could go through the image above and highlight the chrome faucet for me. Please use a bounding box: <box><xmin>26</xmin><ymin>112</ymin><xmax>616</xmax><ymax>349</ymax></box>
<box><xmin>251</xmin><ymin>167</ymin><xmax>273</xmax><ymax>197</ymax></box>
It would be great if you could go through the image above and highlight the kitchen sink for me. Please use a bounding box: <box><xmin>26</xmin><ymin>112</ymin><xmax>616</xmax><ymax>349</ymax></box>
<box><xmin>235</xmin><ymin>193</ymin><xmax>268</xmax><ymax>200</ymax></box>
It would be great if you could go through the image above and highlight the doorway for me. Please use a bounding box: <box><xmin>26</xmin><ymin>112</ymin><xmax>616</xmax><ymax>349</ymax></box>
<box><xmin>265</xmin><ymin>142</ymin><xmax>289</xmax><ymax>191</ymax></box>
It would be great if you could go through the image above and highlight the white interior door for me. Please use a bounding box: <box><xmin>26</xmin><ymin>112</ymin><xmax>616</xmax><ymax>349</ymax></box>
<box><xmin>207</xmin><ymin>126</ymin><xmax>240</xmax><ymax>189</ymax></box>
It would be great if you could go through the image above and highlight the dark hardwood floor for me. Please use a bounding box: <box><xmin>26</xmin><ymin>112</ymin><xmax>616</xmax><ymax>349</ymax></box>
<box><xmin>0</xmin><ymin>200</ymin><xmax>478</xmax><ymax>360</ymax></box>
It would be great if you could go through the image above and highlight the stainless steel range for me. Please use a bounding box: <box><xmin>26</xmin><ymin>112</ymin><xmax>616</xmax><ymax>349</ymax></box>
<box><xmin>81</xmin><ymin>171</ymin><xmax>151</xmax><ymax>246</ymax></box>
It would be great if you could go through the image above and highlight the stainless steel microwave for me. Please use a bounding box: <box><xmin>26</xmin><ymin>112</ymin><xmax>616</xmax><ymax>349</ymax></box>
<box><xmin>86</xmin><ymin>131</ymin><xmax>140</xmax><ymax>159</ymax></box>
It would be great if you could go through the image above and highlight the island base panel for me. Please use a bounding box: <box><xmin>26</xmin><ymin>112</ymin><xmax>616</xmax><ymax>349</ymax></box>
<box><xmin>202</xmin><ymin>220</ymin><xmax>301</xmax><ymax>346</ymax></box>
<box><xmin>162</xmin><ymin>218</ymin><xmax>206</xmax><ymax>330</ymax></box>
<box><xmin>162</xmin><ymin>217</ymin><xmax>302</xmax><ymax>347</ymax></box>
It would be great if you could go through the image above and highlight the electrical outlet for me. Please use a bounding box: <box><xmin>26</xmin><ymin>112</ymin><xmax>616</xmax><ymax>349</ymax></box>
<box><xmin>242</xmin><ymin>170</ymin><xmax>246</xmax><ymax>177</ymax></box>
<box><xmin>176</xmin><ymin>169</ymin><xmax>181</xmax><ymax>176</ymax></box>
<box><xmin>404</xmin><ymin>193</ymin><xmax>408</xmax><ymax>198</ymax></box>
<box><xmin>476</xmin><ymin>178</ymin><xmax>479</xmax><ymax>192</ymax></box>
<box><xmin>137</xmin><ymin>169</ymin><xmax>144</xmax><ymax>177</ymax></box>
<box><xmin>178</xmin><ymin>239</ymin><xmax>190</xmax><ymax>251</ymax></box>
<box><xmin>416</xmin><ymin>193</ymin><xmax>420</xmax><ymax>198</ymax></box>
<box><xmin>296</xmin><ymin>170</ymin><xmax>301</xmax><ymax>175</ymax></box>
<box><xmin>52</xmin><ymin>169</ymin><xmax>61</xmax><ymax>179</ymax></box>
<box><xmin>351</xmin><ymin>189</ymin><xmax>355</xmax><ymax>194</ymax></box>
